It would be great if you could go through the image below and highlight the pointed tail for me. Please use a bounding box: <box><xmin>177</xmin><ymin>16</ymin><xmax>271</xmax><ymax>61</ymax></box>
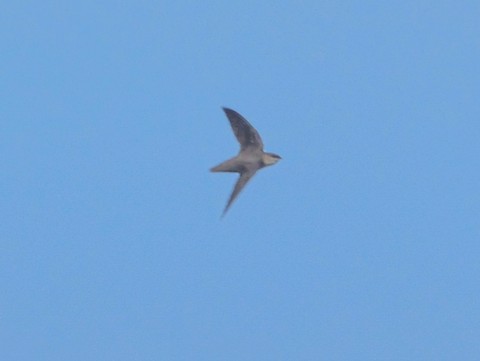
<box><xmin>210</xmin><ymin>157</ymin><xmax>241</xmax><ymax>173</ymax></box>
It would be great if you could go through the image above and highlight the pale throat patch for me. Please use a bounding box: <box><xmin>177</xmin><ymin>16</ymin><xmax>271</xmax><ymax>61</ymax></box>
<box><xmin>262</xmin><ymin>154</ymin><xmax>279</xmax><ymax>165</ymax></box>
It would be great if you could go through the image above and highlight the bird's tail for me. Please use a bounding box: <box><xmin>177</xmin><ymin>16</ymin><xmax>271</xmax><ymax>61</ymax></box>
<box><xmin>210</xmin><ymin>157</ymin><xmax>241</xmax><ymax>173</ymax></box>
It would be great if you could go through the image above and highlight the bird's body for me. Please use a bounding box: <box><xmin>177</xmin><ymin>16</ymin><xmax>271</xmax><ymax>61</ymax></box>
<box><xmin>211</xmin><ymin>107</ymin><xmax>281</xmax><ymax>216</ymax></box>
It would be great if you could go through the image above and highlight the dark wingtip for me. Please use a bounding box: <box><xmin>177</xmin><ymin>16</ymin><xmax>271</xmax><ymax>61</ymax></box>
<box><xmin>221</xmin><ymin>207</ymin><xmax>229</xmax><ymax>219</ymax></box>
<box><xmin>222</xmin><ymin>107</ymin><xmax>237</xmax><ymax>115</ymax></box>
<box><xmin>222</xmin><ymin>201</ymin><xmax>232</xmax><ymax>216</ymax></box>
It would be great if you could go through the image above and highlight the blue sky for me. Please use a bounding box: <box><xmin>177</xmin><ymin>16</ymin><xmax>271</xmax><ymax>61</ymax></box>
<box><xmin>2</xmin><ymin>1</ymin><xmax>479</xmax><ymax>360</ymax></box>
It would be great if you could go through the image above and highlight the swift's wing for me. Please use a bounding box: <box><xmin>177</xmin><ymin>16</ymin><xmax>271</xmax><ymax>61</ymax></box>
<box><xmin>222</xmin><ymin>107</ymin><xmax>263</xmax><ymax>151</ymax></box>
<box><xmin>222</xmin><ymin>170</ymin><xmax>256</xmax><ymax>216</ymax></box>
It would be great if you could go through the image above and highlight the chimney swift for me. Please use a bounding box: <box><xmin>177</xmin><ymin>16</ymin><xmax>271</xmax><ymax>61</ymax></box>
<box><xmin>211</xmin><ymin>107</ymin><xmax>281</xmax><ymax>216</ymax></box>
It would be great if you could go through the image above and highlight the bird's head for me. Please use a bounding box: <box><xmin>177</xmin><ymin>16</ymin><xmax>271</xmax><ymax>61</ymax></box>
<box><xmin>262</xmin><ymin>152</ymin><xmax>282</xmax><ymax>166</ymax></box>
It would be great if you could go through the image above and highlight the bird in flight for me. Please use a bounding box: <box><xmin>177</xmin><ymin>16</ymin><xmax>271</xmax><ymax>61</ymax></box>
<box><xmin>211</xmin><ymin>107</ymin><xmax>281</xmax><ymax>216</ymax></box>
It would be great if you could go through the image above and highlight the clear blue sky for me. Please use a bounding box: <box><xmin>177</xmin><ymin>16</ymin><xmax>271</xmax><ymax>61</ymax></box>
<box><xmin>2</xmin><ymin>1</ymin><xmax>479</xmax><ymax>360</ymax></box>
